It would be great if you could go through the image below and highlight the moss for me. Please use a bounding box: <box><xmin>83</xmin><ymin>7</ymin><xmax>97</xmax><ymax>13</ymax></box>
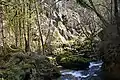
<box><xmin>60</xmin><ymin>55</ymin><xmax>91</xmax><ymax>64</ymax></box>
<box><xmin>0</xmin><ymin>52</ymin><xmax>61</xmax><ymax>80</ymax></box>
<box><xmin>56</xmin><ymin>54</ymin><xmax>91</xmax><ymax>70</ymax></box>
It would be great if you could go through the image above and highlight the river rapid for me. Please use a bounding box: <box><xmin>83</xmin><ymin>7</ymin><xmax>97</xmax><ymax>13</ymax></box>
<box><xmin>58</xmin><ymin>60</ymin><xmax>103</xmax><ymax>80</ymax></box>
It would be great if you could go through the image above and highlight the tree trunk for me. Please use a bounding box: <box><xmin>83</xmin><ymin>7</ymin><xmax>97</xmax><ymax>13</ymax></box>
<box><xmin>0</xmin><ymin>4</ymin><xmax>4</xmax><ymax>54</ymax></box>
<box><xmin>26</xmin><ymin>0</ymin><xmax>31</xmax><ymax>52</ymax></box>
<box><xmin>22</xmin><ymin>0</ymin><xmax>28</xmax><ymax>52</ymax></box>
<box><xmin>114</xmin><ymin>0</ymin><xmax>120</xmax><ymax>35</ymax></box>
<box><xmin>35</xmin><ymin>0</ymin><xmax>44</xmax><ymax>55</ymax></box>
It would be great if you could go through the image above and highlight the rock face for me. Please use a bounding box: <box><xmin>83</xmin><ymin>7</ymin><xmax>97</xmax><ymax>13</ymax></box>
<box><xmin>0</xmin><ymin>52</ymin><xmax>61</xmax><ymax>80</ymax></box>
<box><xmin>56</xmin><ymin>54</ymin><xmax>91</xmax><ymax>70</ymax></box>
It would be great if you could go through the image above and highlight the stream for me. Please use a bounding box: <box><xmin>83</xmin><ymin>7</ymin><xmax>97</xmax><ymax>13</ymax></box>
<box><xmin>58</xmin><ymin>60</ymin><xmax>103</xmax><ymax>80</ymax></box>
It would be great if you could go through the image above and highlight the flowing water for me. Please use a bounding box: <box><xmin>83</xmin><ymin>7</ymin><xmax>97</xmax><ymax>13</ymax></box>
<box><xmin>58</xmin><ymin>60</ymin><xmax>103</xmax><ymax>80</ymax></box>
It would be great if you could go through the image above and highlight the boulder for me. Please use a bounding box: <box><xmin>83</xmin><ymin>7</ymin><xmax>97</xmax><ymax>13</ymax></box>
<box><xmin>56</xmin><ymin>54</ymin><xmax>91</xmax><ymax>70</ymax></box>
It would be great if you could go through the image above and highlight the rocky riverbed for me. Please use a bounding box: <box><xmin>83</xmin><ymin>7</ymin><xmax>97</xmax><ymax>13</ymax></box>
<box><xmin>58</xmin><ymin>60</ymin><xmax>103</xmax><ymax>80</ymax></box>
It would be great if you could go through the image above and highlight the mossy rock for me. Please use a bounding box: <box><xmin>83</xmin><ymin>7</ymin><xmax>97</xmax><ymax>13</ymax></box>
<box><xmin>56</xmin><ymin>54</ymin><xmax>91</xmax><ymax>70</ymax></box>
<box><xmin>56</xmin><ymin>51</ymin><xmax>72</xmax><ymax>65</ymax></box>
<box><xmin>34</xmin><ymin>56</ymin><xmax>61</xmax><ymax>79</ymax></box>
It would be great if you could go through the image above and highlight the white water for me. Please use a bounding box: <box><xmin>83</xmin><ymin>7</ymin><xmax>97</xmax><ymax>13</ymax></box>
<box><xmin>59</xmin><ymin>60</ymin><xmax>103</xmax><ymax>80</ymax></box>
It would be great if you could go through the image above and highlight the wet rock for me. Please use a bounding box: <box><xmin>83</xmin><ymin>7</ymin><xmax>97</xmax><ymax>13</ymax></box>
<box><xmin>102</xmin><ymin>63</ymin><xmax>120</xmax><ymax>80</ymax></box>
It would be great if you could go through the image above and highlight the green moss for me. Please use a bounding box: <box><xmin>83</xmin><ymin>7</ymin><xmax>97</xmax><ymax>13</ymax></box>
<box><xmin>0</xmin><ymin>53</ymin><xmax>61</xmax><ymax>80</ymax></box>
<box><xmin>56</xmin><ymin>54</ymin><xmax>91</xmax><ymax>70</ymax></box>
<box><xmin>60</xmin><ymin>55</ymin><xmax>91</xmax><ymax>64</ymax></box>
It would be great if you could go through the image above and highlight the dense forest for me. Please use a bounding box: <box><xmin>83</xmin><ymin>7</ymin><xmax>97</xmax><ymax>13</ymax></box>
<box><xmin>0</xmin><ymin>0</ymin><xmax>120</xmax><ymax>80</ymax></box>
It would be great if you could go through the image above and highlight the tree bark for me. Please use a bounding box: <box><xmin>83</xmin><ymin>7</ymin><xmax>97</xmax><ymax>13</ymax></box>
<box><xmin>114</xmin><ymin>0</ymin><xmax>120</xmax><ymax>35</ymax></box>
<box><xmin>0</xmin><ymin>4</ymin><xmax>4</xmax><ymax>53</ymax></box>
<box><xmin>35</xmin><ymin>0</ymin><xmax>44</xmax><ymax>55</ymax></box>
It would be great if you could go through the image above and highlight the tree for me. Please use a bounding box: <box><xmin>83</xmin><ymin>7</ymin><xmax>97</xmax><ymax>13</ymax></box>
<box><xmin>0</xmin><ymin>4</ymin><xmax>4</xmax><ymax>54</ymax></box>
<box><xmin>76</xmin><ymin>0</ymin><xmax>120</xmax><ymax>79</ymax></box>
